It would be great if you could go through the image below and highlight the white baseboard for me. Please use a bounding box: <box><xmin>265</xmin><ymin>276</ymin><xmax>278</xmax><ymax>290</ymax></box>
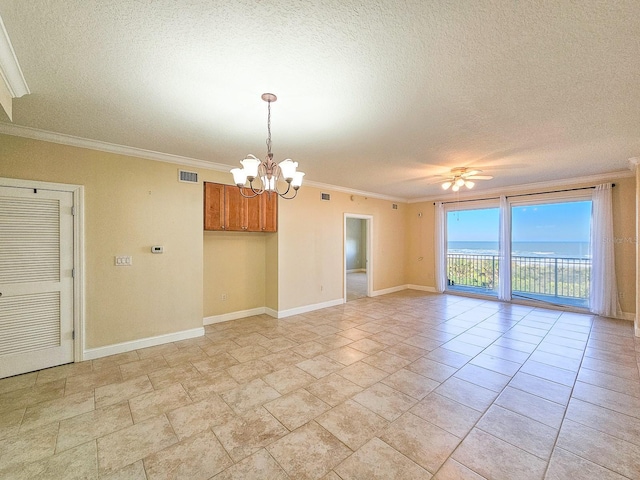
<box><xmin>407</xmin><ymin>284</ymin><xmax>438</xmax><ymax>293</ymax></box>
<box><xmin>636</xmin><ymin>325</ymin><xmax>640</xmax><ymax>338</ymax></box>
<box><xmin>371</xmin><ymin>285</ymin><xmax>408</xmax><ymax>297</ymax></box>
<box><xmin>620</xmin><ymin>311</ymin><xmax>635</xmax><ymax>321</ymax></box>
<box><xmin>346</xmin><ymin>268</ymin><xmax>366</xmax><ymax>273</ymax></box>
<box><xmin>204</xmin><ymin>307</ymin><xmax>266</xmax><ymax>325</ymax></box>
<box><xmin>276</xmin><ymin>298</ymin><xmax>345</xmax><ymax>318</ymax></box>
<box><xmin>265</xmin><ymin>307</ymin><xmax>278</xmax><ymax>318</ymax></box>
<box><xmin>83</xmin><ymin>327</ymin><xmax>205</xmax><ymax>361</ymax></box>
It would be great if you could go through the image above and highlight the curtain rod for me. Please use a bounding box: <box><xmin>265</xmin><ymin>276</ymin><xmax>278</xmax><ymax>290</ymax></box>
<box><xmin>433</xmin><ymin>184</ymin><xmax>615</xmax><ymax>205</ymax></box>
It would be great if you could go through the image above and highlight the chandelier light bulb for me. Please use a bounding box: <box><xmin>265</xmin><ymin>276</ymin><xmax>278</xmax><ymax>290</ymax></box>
<box><xmin>230</xmin><ymin>168</ymin><xmax>247</xmax><ymax>187</ymax></box>
<box><xmin>240</xmin><ymin>155</ymin><xmax>260</xmax><ymax>180</ymax></box>
<box><xmin>278</xmin><ymin>159</ymin><xmax>298</xmax><ymax>181</ymax></box>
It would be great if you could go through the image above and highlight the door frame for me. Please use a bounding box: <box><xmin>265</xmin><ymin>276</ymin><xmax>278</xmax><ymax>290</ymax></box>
<box><xmin>1</xmin><ymin>177</ymin><xmax>85</xmax><ymax>362</ymax></box>
<box><xmin>344</xmin><ymin>213</ymin><xmax>373</xmax><ymax>302</ymax></box>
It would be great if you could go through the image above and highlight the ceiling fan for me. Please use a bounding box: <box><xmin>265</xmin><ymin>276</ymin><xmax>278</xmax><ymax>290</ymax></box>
<box><xmin>441</xmin><ymin>167</ymin><xmax>493</xmax><ymax>191</ymax></box>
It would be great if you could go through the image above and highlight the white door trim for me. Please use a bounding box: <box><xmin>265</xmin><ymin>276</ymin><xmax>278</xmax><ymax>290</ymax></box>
<box><xmin>344</xmin><ymin>213</ymin><xmax>373</xmax><ymax>302</ymax></box>
<box><xmin>0</xmin><ymin>177</ymin><xmax>85</xmax><ymax>363</ymax></box>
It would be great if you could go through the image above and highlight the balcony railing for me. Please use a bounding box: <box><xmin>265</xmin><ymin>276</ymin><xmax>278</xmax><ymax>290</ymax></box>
<box><xmin>446</xmin><ymin>254</ymin><xmax>591</xmax><ymax>303</ymax></box>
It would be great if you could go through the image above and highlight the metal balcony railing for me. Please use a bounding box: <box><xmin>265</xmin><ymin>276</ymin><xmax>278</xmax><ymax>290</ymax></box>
<box><xmin>446</xmin><ymin>254</ymin><xmax>591</xmax><ymax>302</ymax></box>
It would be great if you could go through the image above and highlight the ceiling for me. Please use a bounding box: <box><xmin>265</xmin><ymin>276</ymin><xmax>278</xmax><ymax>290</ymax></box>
<box><xmin>0</xmin><ymin>0</ymin><xmax>638</xmax><ymax>200</ymax></box>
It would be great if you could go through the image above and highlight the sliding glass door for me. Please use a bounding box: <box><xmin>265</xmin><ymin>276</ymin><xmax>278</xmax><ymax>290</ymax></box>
<box><xmin>510</xmin><ymin>199</ymin><xmax>592</xmax><ymax>307</ymax></box>
<box><xmin>446</xmin><ymin>205</ymin><xmax>500</xmax><ymax>295</ymax></box>
<box><xmin>444</xmin><ymin>195</ymin><xmax>592</xmax><ymax>308</ymax></box>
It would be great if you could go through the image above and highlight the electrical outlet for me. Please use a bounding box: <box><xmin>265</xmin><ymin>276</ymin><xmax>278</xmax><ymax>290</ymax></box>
<box><xmin>114</xmin><ymin>256</ymin><xmax>132</xmax><ymax>266</ymax></box>
<box><xmin>221</xmin><ymin>293</ymin><xmax>227</xmax><ymax>301</ymax></box>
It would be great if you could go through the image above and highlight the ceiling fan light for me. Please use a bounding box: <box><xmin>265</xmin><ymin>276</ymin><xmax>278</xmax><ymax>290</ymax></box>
<box><xmin>452</xmin><ymin>184</ymin><xmax>460</xmax><ymax>192</ymax></box>
<box><xmin>442</xmin><ymin>181</ymin><xmax>452</xmax><ymax>190</ymax></box>
<box><xmin>464</xmin><ymin>180</ymin><xmax>475</xmax><ymax>189</ymax></box>
<box><xmin>455</xmin><ymin>177</ymin><xmax>465</xmax><ymax>187</ymax></box>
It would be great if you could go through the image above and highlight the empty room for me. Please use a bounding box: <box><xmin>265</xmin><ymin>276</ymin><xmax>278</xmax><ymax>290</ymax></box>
<box><xmin>0</xmin><ymin>1</ymin><xmax>639</xmax><ymax>479</ymax></box>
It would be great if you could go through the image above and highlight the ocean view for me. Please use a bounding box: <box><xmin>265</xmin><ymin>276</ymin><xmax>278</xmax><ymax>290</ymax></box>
<box><xmin>448</xmin><ymin>241</ymin><xmax>591</xmax><ymax>258</ymax></box>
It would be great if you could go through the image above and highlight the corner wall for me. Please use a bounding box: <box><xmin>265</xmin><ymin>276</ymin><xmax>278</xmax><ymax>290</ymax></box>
<box><xmin>0</xmin><ymin>134</ymin><xmax>204</xmax><ymax>350</ymax></box>
<box><xmin>277</xmin><ymin>186</ymin><xmax>406</xmax><ymax>313</ymax></box>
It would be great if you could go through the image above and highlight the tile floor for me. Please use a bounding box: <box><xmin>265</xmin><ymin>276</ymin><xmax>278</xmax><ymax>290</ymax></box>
<box><xmin>1</xmin><ymin>291</ymin><xmax>639</xmax><ymax>479</ymax></box>
<box><xmin>346</xmin><ymin>272</ymin><xmax>368</xmax><ymax>301</ymax></box>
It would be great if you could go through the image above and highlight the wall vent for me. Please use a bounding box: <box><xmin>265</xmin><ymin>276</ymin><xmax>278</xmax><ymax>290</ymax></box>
<box><xmin>392</xmin><ymin>204</ymin><xmax>398</xmax><ymax>210</ymax></box>
<box><xmin>178</xmin><ymin>170</ymin><xmax>199</xmax><ymax>183</ymax></box>
<box><xmin>321</xmin><ymin>193</ymin><xmax>331</xmax><ymax>201</ymax></box>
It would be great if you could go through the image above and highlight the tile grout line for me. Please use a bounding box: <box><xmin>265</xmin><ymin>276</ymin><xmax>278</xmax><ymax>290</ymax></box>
<box><xmin>431</xmin><ymin>306</ymin><xmax>580</xmax><ymax>479</ymax></box>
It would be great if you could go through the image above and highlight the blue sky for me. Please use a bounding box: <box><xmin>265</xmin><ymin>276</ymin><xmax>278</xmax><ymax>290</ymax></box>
<box><xmin>447</xmin><ymin>201</ymin><xmax>592</xmax><ymax>242</ymax></box>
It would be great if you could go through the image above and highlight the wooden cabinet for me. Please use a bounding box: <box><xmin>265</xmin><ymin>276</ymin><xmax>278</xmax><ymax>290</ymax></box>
<box><xmin>261</xmin><ymin>193</ymin><xmax>277</xmax><ymax>232</ymax></box>
<box><xmin>203</xmin><ymin>182</ymin><xmax>225</xmax><ymax>230</ymax></box>
<box><xmin>204</xmin><ymin>182</ymin><xmax>277</xmax><ymax>232</ymax></box>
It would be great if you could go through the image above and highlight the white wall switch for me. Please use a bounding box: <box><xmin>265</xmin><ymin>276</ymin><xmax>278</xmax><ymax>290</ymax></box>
<box><xmin>151</xmin><ymin>246</ymin><xmax>164</xmax><ymax>254</ymax></box>
<box><xmin>115</xmin><ymin>255</ymin><xmax>132</xmax><ymax>266</ymax></box>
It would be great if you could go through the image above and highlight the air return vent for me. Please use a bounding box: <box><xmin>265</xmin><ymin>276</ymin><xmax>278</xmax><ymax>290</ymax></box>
<box><xmin>178</xmin><ymin>170</ymin><xmax>199</xmax><ymax>183</ymax></box>
<box><xmin>321</xmin><ymin>193</ymin><xmax>331</xmax><ymax>201</ymax></box>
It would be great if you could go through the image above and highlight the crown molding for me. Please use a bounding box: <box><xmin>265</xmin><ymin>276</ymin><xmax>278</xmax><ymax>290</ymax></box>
<box><xmin>4</xmin><ymin>120</ymin><xmax>629</xmax><ymax>206</ymax></box>
<box><xmin>408</xmin><ymin>169</ymin><xmax>636</xmax><ymax>204</ymax></box>
<box><xmin>303</xmin><ymin>180</ymin><xmax>408</xmax><ymax>203</ymax></box>
<box><xmin>0</xmin><ymin>122</ymin><xmax>233</xmax><ymax>171</ymax></box>
<box><xmin>0</xmin><ymin>122</ymin><xmax>409</xmax><ymax>203</ymax></box>
<box><xmin>0</xmin><ymin>15</ymin><xmax>29</xmax><ymax>98</ymax></box>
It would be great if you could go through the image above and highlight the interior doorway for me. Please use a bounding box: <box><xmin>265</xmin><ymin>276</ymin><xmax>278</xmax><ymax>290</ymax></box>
<box><xmin>0</xmin><ymin>178</ymin><xmax>84</xmax><ymax>378</ymax></box>
<box><xmin>344</xmin><ymin>214</ymin><xmax>373</xmax><ymax>301</ymax></box>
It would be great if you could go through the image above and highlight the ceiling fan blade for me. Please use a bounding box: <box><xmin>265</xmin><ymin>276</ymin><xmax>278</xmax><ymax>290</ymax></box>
<box><xmin>462</xmin><ymin>169</ymin><xmax>482</xmax><ymax>177</ymax></box>
<box><xmin>466</xmin><ymin>175</ymin><xmax>493</xmax><ymax>180</ymax></box>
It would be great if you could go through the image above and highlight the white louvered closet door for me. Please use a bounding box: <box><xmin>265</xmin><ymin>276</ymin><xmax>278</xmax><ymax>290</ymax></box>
<box><xmin>0</xmin><ymin>186</ymin><xmax>74</xmax><ymax>378</ymax></box>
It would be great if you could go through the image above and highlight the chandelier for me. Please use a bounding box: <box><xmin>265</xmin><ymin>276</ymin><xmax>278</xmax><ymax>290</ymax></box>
<box><xmin>230</xmin><ymin>93</ymin><xmax>304</xmax><ymax>199</ymax></box>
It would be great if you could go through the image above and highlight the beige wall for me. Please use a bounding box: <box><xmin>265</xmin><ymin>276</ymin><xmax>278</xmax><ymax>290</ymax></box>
<box><xmin>265</xmin><ymin>232</ymin><xmax>279</xmax><ymax>311</ymax></box>
<box><xmin>277</xmin><ymin>187</ymin><xmax>406</xmax><ymax>312</ymax></box>
<box><xmin>405</xmin><ymin>176</ymin><xmax>637</xmax><ymax>315</ymax></box>
<box><xmin>203</xmin><ymin>231</ymin><xmax>266</xmax><ymax>316</ymax></box>
<box><xmin>636</xmin><ymin>165</ymin><xmax>640</xmax><ymax>334</ymax></box>
<box><xmin>612</xmin><ymin>176</ymin><xmax>636</xmax><ymax>314</ymax></box>
<box><xmin>346</xmin><ymin>217</ymin><xmax>366</xmax><ymax>270</ymax></box>
<box><xmin>199</xmin><ymin>170</ymin><xmax>274</xmax><ymax>319</ymax></box>
<box><xmin>405</xmin><ymin>202</ymin><xmax>436</xmax><ymax>288</ymax></box>
<box><xmin>1</xmin><ymin>132</ymin><xmax>635</xmax><ymax>356</ymax></box>
<box><xmin>0</xmin><ymin>134</ymin><xmax>204</xmax><ymax>349</ymax></box>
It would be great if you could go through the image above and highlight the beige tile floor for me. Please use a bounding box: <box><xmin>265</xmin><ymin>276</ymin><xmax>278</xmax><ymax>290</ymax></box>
<box><xmin>1</xmin><ymin>291</ymin><xmax>639</xmax><ymax>479</ymax></box>
<box><xmin>346</xmin><ymin>272</ymin><xmax>368</xmax><ymax>301</ymax></box>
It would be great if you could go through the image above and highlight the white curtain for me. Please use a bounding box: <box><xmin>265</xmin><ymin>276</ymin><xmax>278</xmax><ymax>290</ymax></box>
<box><xmin>498</xmin><ymin>195</ymin><xmax>512</xmax><ymax>301</ymax></box>
<box><xmin>434</xmin><ymin>202</ymin><xmax>447</xmax><ymax>293</ymax></box>
<box><xmin>590</xmin><ymin>183</ymin><xmax>620</xmax><ymax>317</ymax></box>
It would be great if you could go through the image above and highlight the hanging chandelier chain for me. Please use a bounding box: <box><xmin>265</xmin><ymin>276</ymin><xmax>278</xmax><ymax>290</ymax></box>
<box><xmin>266</xmin><ymin>100</ymin><xmax>272</xmax><ymax>155</ymax></box>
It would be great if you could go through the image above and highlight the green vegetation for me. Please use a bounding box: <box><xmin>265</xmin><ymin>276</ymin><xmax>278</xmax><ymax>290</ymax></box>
<box><xmin>447</xmin><ymin>255</ymin><xmax>590</xmax><ymax>299</ymax></box>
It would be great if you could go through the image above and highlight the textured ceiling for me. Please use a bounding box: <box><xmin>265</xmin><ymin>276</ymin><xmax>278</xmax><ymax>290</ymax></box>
<box><xmin>0</xmin><ymin>0</ymin><xmax>638</xmax><ymax>199</ymax></box>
